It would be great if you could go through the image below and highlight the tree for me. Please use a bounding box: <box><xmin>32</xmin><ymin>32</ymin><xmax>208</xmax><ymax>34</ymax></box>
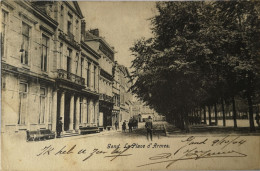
<box><xmin>130</xmin><ymin>1</ymin><xmax>260</xmax><ymax>132</ymax></box>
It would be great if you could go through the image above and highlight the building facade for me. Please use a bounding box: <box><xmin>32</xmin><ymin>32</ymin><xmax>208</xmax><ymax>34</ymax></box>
<box><xmin>1</xmin><ymin>1</ymin><xmax>100</xmax><ymax>135</ymax></box>
<box><xmin>1</xmin><ymin>0</ymin><xmax>58</xmax><ymax>133</ymax></box>
<box><xmin>112</xmin><ymin>61</ymin><xmax>120</xmax><ymax>128</ymax></box>
<box><xmin>117</xmin><ymin>64</ymin><xmax>134</xmax><ymax>127</ymax></box>
<box><xmin>132</xmin><ymin>100</ymin><xmax>162</xmax><ymax>122</ymax></box>
<box><xmin>83</xmin><ymin>29</ymin><xmax>115</xmax><ymax>129</ymax></box>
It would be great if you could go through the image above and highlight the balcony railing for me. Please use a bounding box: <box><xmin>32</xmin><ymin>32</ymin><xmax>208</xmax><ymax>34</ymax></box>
<box><xmin>99</xmin><ymin>93</ymin><xmax>113</xmax><ymax>103</ymax></box>
<box><xmin>67</xmin><ymin>32</ymin><xmax>74</xmax><ymax>41</ymax></box>
<box><xmin>56</xmin><ymin>69</ymin><xmax>85</xmax><ymax>86</ymax></box>
<box><xmin>59</xmin><ymin>30</ymin><xmax>80</xmax><ymax>50</ymax></box>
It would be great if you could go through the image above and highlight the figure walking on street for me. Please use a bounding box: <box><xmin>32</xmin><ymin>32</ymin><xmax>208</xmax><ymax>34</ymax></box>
<box><xmin>145</xmin><ymin>116</ymin><xmax>153</xmax><ymax>141</ymax></box>
<box><xmin>128</xmin><ymin>118</ymin><xmax>133</xmax><ymax>132</ymax></box>
<box><xmin>115</xmin><ymin>120</ymin><xmax>119</xmax><ymax>130</ymax></box>
<box><xmin>57</xmin><ymin>117</ymin><xmax>63</xmax><ymax>138</ymax></box>
<box><xmin>122</xmin><ymin>120</ymin><xmax>126</xmax><ymax>132</ymax></box>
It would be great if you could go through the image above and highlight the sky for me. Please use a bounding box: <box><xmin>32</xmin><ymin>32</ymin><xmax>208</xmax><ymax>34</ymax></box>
<box><xmin>78</xmin><ymin>1</ymin><xmax>157</xmax><ymax>69</ymax></box>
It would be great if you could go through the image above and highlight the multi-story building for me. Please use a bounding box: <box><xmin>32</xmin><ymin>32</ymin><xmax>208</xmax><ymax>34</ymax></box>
<box><xmin>83</xmin><ymin>29</ymin><xmax>115</xmax><ymax>129</ymax></box>
<box><xmin>117</xmin><ymin>64</ymin><xmax>133</xmax><ymax>127</ymax></box>
<box><xmin>112</xmin><ymin>61</ymin><xmax>120</xmax><ymax>128</ymax></box>
<box><xmin>1</xmin><ymin>1</ymin><xmax>100</xmax><ymax>135</ymax></box>
<box><xmin>1</xmin><ymin>0</ymin><xmax>59</xmax><ymax>133</ymax></box>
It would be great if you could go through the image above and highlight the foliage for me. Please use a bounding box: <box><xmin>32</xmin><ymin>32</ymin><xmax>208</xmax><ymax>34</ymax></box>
<box><xmin>130</xmin><ymin>1</ymin><xmax>260</xmax><ymax>131</ymax></box>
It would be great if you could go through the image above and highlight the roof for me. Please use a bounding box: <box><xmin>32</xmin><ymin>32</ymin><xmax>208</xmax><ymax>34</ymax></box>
<box><xmin>84</xmin><ymin>31</ymin><xmax>116</xmax><ymax>54</ymax></box>
<box><xmin>65</xmin><ymin>1</ymin><xmax>84</xmax><ymax>19</ymax></box>
<box><xmin>31</xmin><ymin>1</ymin><xmax>84</xmax><ymax>19</ymax></box>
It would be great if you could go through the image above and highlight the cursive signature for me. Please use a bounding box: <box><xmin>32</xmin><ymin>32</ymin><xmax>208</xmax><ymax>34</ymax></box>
<box><xmin>105</xmin><ymin>146</ymin><xmax>132</xmax><ymax>161</ymax></box>
<box><xmin>137</xmin><ymin>148</ymin><xmax>247</xmax><ymax>168</ymax></box>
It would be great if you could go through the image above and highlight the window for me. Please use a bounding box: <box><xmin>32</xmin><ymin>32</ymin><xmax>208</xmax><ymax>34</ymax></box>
<box><xmin>80</xmin><ymin>58</ymin><xmax>84</xmax><ymax>77</ymax></box>
<box><xmin>79</xmin><ymin>97</ymin><xmax>83</xmax><ymax>124</ymax></box>
<box><xmin>18</xmin><ymin>82</ymin><xmax>28</xmax><ymax>125</ymax></box>
<box><xmin>1</xmin><ymin>10</ymin><xmax>8</xmax><ymax>57</ymax></box>
<box><xmin>60</xmin><ymin>5</ymin><xmax>64</xmax><ymax>29</ymax></box>
<box><xmin>86</xmin><ymin>99</ymin><xmax>89</xmax><ymax>123</ymax></box>
<box><xmin>67</xmin><ymin>48</ymin><xmax>72</xmax><ymax>78</ymax></box>
<box><xmin>67</xmin><ymin>21</ymin><xmax>71</xmax><ymax>34</ymax></box>
<box><xmin>93</xmin><ymin>103</ymin><xmax>95</xmax><ymax>123</ymax></box>
<box><xmin>67</xmin><ymin>13</ymin><xmax>73</xmax><ymax>35</ymax></box>
<box><xmin>39</xmin><ymin>87</ymin><xmax>46</xmax><ymax>124</ymax></box>
<box><xmin>21</xmin><ymin>23</ymin><xmax>30</xmax><ymax>65</ymax></box>
<box><xmin>41</xmin><ymin>35</ymin><xmax>48</xmax><ymax>71</ymax></box>
<box><xmin>87</xmin><ymin>62</ymin><xmax>90</xmax><ymax>87</ymax></box>
<box><xmin>75</xmin><ymin>52</ymin><xmax>79</xmax><ymax>74</ymax></box>
<box><xmin>48</xmin><ymin>96</ymin><xmax>52</xmax><ymax>123</ymax></box>
<box><xmin>59</xmin><ymin>43</ymin><xmax>63</xmax><ymax>69</ymax></box>
<box><xmin>117</xmin><ymin>96</ymin><xmax>120</xmax><ymax>107</ymax></box>
<box><xmin>75</xmin><ymin>19</ymin><xmax>79</xmax><ymax>40</ymax></box>
<box><xmin>94</xmin><ymin>66</ymin><xmax>96</xmax><ymax>90</ymax></box>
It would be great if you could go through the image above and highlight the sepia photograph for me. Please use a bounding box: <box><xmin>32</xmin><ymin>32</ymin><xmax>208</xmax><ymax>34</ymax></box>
<box><xmin>1</xmin><ymin>0</ymin><xmax>260</xmax><ymax>170</ymax></box>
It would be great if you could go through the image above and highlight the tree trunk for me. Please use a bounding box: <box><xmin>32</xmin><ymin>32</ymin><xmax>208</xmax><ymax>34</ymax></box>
<box><xmin>203</xmin><ymin>106</ymin><xmax>207</xmax><ymax>124</ymax></box>
<box><xmin>176</xmin><ymin>113</ymin><xmax>185</xmax><ymax>130</ymax></box>
<box><xmin>221</xmin><ymin>98</ymin><xmax>226</xmax><ymax>126</ymax></box>
<box><xmin>232</xmin><ymin>96</ymin><xmax>237</xmax><ymax>128</ymax></box>
<box><xmin>247</xmin><ymin>72</ymin><xmax>256</xmax><ymax>132</ymax></box>
<box><xmin>199</xmin><ymin>108</ymin><xmax>202</xmax><ymax>124</ymax></box>
<box><xmin>214</xmin><ymin>103</ymin><xmax>218</xmax><ymax>126</ymax></box>
<box><xmin>184</xmin><ymin>113</ymin><xmax>190</xmax><ymax>133</ymax></box>
<box><xmin>208</xmin><ymin>106</ymin><xmax>212</xmax><ymax>125</ymax></box>
<box><xmin>247</xmin><ymin>92</ymin><xmax>255</xmax><ymax>132</ymax></box>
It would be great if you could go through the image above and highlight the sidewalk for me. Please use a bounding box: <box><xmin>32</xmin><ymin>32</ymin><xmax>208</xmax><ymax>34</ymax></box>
<box><xmin>53</xmin><ymin>129</ymin><xmax>121</xmax><ymax>141</ymax></box>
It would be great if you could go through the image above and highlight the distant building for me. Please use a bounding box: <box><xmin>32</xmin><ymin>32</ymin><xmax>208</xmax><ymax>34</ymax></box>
<box><xmin>112</xmin><ymin>61</ymin><xmax>120</xmax><ymax>128</ymax></box>
<box><xmin>132</xmin><ymin>100</ymin><xmax>164</xmax><ymax>122</ymax></box>
<box><xmin>117</xmin><ymin>64</ymin><xmax>134</xmax><ymax>127</ymax></box>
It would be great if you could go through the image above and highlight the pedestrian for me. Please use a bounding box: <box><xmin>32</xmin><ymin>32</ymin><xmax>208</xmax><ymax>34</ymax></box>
<box><xmin>128</xmin><ymin>119</ymin><xmax>133</xmax><ymax>132</ymax></box>
<box><xmin>145</xmin><ymin>116</ymin><xmax>153</xmax><ymax>141</ymax></box>
<box><xmin>115</xmin><ymin>120</ymin><xmax>119</xmax><ymax>130</ymax></box>
<box><xmin>122</xmin><ymin>120</ymin><xmax>126</xmax><ymax>132</ymax></box>
<box><xmin>255</xmin><ymin>114</ymin><xmax>260</xmax><ymax>127</ymax></box>
<box><xmin>57</xmin><ymin>117</ymin><xmax>63</xmax><ymax>138</ymax></box>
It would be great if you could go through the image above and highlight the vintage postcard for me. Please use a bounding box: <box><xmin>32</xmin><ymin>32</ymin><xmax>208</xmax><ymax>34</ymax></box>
<box><xmin>1</xmin><ymin>0</ymin><xmax>260</xmax><ymax>170</ymax></box>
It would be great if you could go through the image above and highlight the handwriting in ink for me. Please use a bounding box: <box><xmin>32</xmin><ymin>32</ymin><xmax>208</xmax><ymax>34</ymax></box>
<box><xmin>105</xmin><ymin>146</ymin><xmax>132</xmax><ymax>161</ymax></box>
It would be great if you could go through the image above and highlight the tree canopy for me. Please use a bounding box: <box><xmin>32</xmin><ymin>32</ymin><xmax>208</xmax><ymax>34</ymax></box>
<box><xmin>130</xmin><ymin>1</ymin><xmax>260</xmax><ymax>131</ymax></box>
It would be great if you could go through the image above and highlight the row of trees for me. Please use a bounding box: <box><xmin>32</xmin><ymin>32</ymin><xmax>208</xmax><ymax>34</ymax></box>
<box><xmin>130</xmin><ymin>1</ymin><xmax>260</xmax><ymax>132</ymax></box>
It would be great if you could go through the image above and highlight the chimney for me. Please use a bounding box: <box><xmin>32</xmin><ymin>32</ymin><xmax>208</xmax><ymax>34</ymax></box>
<box><xmin>89</xmin><ymin>29</ymin><xmax>99</xmax><ymax>37</ymax></box>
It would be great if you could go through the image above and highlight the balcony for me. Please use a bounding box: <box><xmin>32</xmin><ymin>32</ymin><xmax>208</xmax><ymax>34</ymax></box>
<box><xmin>58</xmin><ymin>30</ymin><xmax>80</xmax><ymax>50</ymax></box>
<box><xmin>56</xmin><ymin>69</ymin><xmax>85</xmax><ymax>86</ymax></box>
<box><xmin>99</xmin><ymin>93</ymin><xmax>113</xmax><ymax>103</ymax></box>
<box><xmin>67</xmin><ymin>32</ymin><xmax>74</xmax><ymax>41</ymax></box>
